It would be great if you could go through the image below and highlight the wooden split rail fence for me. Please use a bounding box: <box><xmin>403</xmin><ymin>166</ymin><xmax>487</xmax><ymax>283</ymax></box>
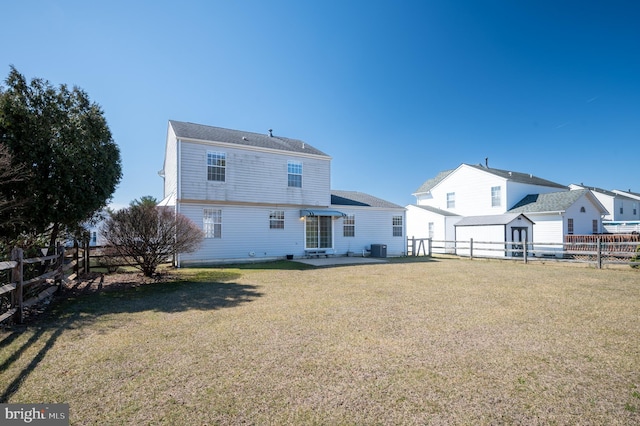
<box><xmin>0</xmin><ymin>244</ymin><xmax>83</xmax><ymax>325</ymax></box>
<box><xmin>407</xmin><ymin>235</ymin><xmax>640</xmax><ymax>269</ymax></box>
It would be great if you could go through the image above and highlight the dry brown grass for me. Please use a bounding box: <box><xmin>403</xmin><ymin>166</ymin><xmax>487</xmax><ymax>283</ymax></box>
<box><xmin>1</xmin><ymin>257</ymin><xmax>639</xmax><ymax>425</ymax></box>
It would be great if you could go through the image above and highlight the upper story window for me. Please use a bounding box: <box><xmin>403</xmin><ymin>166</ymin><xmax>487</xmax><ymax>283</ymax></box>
<box><xmin>207</xmin><ymin>151</ymin><xmax>226</xmax><ymax>182</ymax></box>
<box><xmin>203</xmin><ymin>208</ymin><xmax>222</xmax><ymax>238</ymax></box>
<box><xmin>580</xmin><ymin>206</ymin><xmax>586</xmax><ymax>213</ymax></box>
<box><xmin>393</xmin><ymin>215</ymin><xmax>403</xmax><ymax>237</ymax></box>
<box><xmin>446</xmin><ymin>192</ymin><xmax>455</xmax><ymax>209</ymax></box>
<box><xmin>620</xmin><ymin>206</ymin><xmax>624</xmax><ymax>214</ymax></box>
<box><xmin>288</xmin><ymin>160</ymin><xmax>302</xmax><ymax>188</ymax></box>
<box><xmin>269</xmin><ymin>210</ymin><xmax>285</xmax><ymax>229</ymax></box>
<box><xmin>592</xmin><ymin>220</ymin><xmax>598</xmax><ymax>234</ymax></box>
<box><xmin>567</xmin><ymin>218</ymin><xmax>574</xmax><ymax>235</ymax></box>
<box><xmin>343</xmin><ymin>215</ymin><xmax>355</xmax><ymax>237</ymax></box>
<box><xmin>491</xmin><ymin>186</ymin><xmax>501</xmax><ymax>207</ymax></box>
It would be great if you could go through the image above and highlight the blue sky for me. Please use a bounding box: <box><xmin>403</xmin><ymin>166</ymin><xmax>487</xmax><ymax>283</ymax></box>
<box><xmin>2</xmin><ymin>0</ymin><xmax>639</xmax><ymax>209</ymax></box>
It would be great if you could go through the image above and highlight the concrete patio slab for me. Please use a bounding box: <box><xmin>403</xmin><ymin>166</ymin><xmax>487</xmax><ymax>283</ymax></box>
<box><xmin>293</xmin><ymin>256</ymin><xmax>388</xmax><ymax>267</ymax></box>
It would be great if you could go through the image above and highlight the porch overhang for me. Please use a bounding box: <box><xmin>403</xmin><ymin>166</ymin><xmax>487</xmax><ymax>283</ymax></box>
<box><xmin>300</xmin><ymin>209</ymin><xmax>347</xmax><ymax>218</ymax></box>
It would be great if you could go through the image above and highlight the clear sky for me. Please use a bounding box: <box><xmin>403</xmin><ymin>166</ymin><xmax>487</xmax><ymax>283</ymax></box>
<box><xmin>2</xmin><ymin>0</ymin><xmax>639</xmax><ymax>209</ymax></box>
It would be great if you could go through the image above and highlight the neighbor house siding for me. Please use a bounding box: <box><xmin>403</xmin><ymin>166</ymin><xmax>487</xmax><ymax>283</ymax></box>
<box><xmin>179</xmin><ymin>140</ymin><xmax>331</xmax><ymax>206</ymax></box>
<box><xmin>527</xmin><ymin>214</ymin><xmax>564</xmax><ymax>257</ymax></box>
<box><xmin>455</xmin><ymin>225</ymin><xmax>505</xmax><ymax>258</ymax></box>
<box><xmin>565</xmin><ymin>199</ymin><xmax>602</xmax><ymax>235</ymax></box>
<box><xmin>162</xmin><ymin>126</ymin><xmax>178</xmax><ymax>200</ymax></box>
<box><xmin>405</xmin><ymin>205</ymin><xmax>461</xmax><ymax>253</ymax></box>
<box><xmin>505</xmin><ymin>181</ymin><xmax>567</xmax><ymax>210</ymax></box>
<box><xmin>423</xmin><ymin>165</ymin><xmax>507</xmax><ymax>215</ymax></box>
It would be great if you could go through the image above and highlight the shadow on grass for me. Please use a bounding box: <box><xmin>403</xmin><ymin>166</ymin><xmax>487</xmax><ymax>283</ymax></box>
<box><xmin>0</xmin><ymin>275</ymin><xmax>262</xmax><ymax>402</ymax></box>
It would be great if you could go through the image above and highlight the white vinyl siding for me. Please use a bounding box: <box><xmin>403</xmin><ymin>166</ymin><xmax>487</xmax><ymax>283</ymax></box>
<box><xmin>417</xmin><ymin>165</ymin><xmax>565</xmax><ymax>216</ymax></box>
<box><xmin>179</xmin><ymin>141</ymin><xmax>331</xmax><ymax>206</ymax></box>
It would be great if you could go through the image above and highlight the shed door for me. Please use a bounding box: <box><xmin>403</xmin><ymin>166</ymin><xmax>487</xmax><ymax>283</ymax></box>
<box><xmin>511</xmin><ymin>227</ymin><xmax>528</xmax><ymax>257</ymax></box>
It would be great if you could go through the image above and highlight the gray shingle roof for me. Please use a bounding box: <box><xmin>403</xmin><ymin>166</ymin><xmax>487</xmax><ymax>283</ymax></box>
<box><xmin>465</xmin><ymin>164</ymin><xmax>567</xmax><ymax>189</ymax></box>
<box><xmin>455</xmin><ymin>213</ymin><xmax>533</xmax><ymax>226</ymax></box>
<box><xmin>413</xmin><ymin>169</ymin><xmax>455</xmax><ymax>194</ymax></box>
<box><xmin>413</xmin><ymin>164</ymin><xmax>566</xmax><ymax>195</ymax></box>
<box><xmin>508</xmin><ymin>189</ymin><xmax>589</xmax><ymax>213</ymax></box>
<box><xmin>169</xmin><ymin>120</ymin><xmax>329</xmax><ymax>157</ymax></box>
<box><xmin>573</xmin><ymin>184</ymin><xmax>637</xmax><ymax>201</ymax></box>
<box><xmin>409</xmin><ymin>205</ymin><xmax>460</xmax><ymax>216</ymax></box>
<box><xmin>331</xmin><ymin>190</ymin><xmax>404</xmax><ymax>209</ymax></box>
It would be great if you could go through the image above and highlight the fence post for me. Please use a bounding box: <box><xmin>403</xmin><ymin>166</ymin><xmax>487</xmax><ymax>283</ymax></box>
<box><xmin>11</xmin><ymin>247</ymin><xmax>24</xmax><ymax>324</ymax></box>
<box><xmin>83</xmin><ymin>239</ymin><xmax>90</xmax><ymax>274</ymax></box>
<box><xmin>596</xmin><ymin>236</ymin><xmax>602</xmax><ymax>269</ymax></box>
<box><xmin>470</xmin><ymin>238</ymin><xmax>474</xmax><ymax>259</ymax></box>
<box><xmin>56</xmin><ymin>244</ymin><xmax>64</xmax><ymax>286</ymax></box>
<box><xmin>523</xmin><ymin>240</ymin><xmax>528</xmax><ymax>264</ymax></box>
<box><xmin>428</xmin><ymin>238</ymin><xmax>432</xmax><ymax>257</ymax></box>
<box><xmin>73</xmin><ymin>240</ymin><xmax>79</xmax><ymax>277</ymax></box>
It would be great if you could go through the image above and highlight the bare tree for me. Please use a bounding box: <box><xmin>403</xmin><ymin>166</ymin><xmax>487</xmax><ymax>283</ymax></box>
<box><xmin>101</xmin><ymin>204</ymin><xmax>204</xmax><ymax>277</ymax></box>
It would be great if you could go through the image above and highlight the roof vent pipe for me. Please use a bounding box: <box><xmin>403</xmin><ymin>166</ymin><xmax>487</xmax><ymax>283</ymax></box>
<box><xmin>268</xmin><ymin>129</ymin><xmax>273</xmax><ymax>137</ymax></box>
<box><xmin>485</xmin><ymin>157</ymin><xmax>489</xmax><ymax>168</ymax></box>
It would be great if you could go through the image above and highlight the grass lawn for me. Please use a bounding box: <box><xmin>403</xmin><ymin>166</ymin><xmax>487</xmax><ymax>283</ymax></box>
<box><xmin>1</xmin><ymin>257</ymin><xmax>639</xmax><ymax>425</ymax></box>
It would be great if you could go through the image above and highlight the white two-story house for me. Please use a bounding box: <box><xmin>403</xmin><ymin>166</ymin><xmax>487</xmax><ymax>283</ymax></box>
<box><xmin>406</xmin><ymin>163</ymin><xmax>607</xmax><ymax>257</ymax></box>
<box><xmin>160</xmin><ymin>120</ymin><xmax>406</xmax><ymax>265</ymax></box>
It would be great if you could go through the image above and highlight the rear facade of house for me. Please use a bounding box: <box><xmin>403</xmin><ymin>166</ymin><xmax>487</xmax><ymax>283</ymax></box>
<box><xmin>160</xmin><ymin>121</ymin><xmax>406</xmax><ymax>265</ymax></box>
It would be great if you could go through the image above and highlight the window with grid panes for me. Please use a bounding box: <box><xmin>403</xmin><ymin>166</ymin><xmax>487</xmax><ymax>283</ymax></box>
<box><xmin>269</xmin><ymin>211</ymin><xmax>285</xmax><ymax>229</ymax></box>
<box><xmin>203</xmin><ymin>208</ymin><xmax>222</xmax><ymax>238</ymax></box>
<box><xmin>207</xmin><ymin>152</ymin><xmax>226</xmax><ymax>182</ymax></box>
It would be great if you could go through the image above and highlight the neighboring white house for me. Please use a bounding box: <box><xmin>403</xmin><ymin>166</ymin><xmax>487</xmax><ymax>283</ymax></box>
<box><xmin>160</xmin><ymin>120</ymin><xmax>406</xmax><ymax>265</ymax></box>
<box><xmin>508</xmin><ymin>189</ymin><xmax>608</xmax><ymax>256</ymax></box>
<box><xmin>605</xmin><ymin>189</ymin><xmax>640</xmax><ymax>233</ymax></box>
<box><xmin>570</xmin><ymin>184</ymin><xmax>639</xmax><ymax>221</ymax></box>
<box><xmin>405</xmin><ymin>204</ymin><xmax>460</xmax><ymax>254</ymax></box>
<box><xmin>407</xmin><ymin>164</ymin><xmax>608</xmax><ymax>257</ymax></box>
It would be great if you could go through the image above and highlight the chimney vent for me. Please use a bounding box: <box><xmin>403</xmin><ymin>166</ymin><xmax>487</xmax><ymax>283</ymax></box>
<box><xmin>268</xmin><ymin>129</ymin><xmax>273</xmax><ymax>137</ymax></box>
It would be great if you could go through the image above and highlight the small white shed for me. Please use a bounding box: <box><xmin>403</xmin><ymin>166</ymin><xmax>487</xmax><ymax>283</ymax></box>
<box><xmin>454</xmin><ymin>213</ymin><xmax>534</xmax><ymax>258</ymax></box>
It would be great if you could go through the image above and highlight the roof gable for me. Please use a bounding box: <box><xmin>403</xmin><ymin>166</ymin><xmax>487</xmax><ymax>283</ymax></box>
<box><xmin>413</xmin><ymin>169</ymin><xmax>455</xmax><ymax>194</ymax></box>
<box><xmin>169</xmin><ymin>120</ymin><xmax>329</xmax><ymax>157</ymax></box>
<box><xmin>508</xmin><ymin>189</ymin><xmax>604</xmax><ymax>213</ymax></box>
<box><xmin>572</xmin><ymin>184</ymin><xmax>637</xmax><ymax>201</ymax></box>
